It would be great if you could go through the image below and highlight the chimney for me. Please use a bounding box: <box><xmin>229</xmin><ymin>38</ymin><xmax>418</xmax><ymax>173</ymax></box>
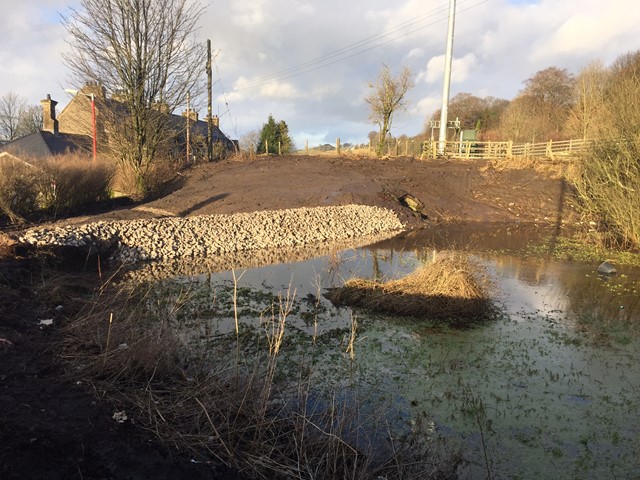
<box><xmin>206</xmin><ymin>115</ymin><xmax>219</xmax><ymax>128</ymax></box>
<box><xmin>40</xmin><ymin>94</ymin><xmax>59</xmax><ymax>135</ymax></box>
<box><xmin>182</xmin><ymin>110</ymin><xmax>198</xmax><ymax>122</ymax></box>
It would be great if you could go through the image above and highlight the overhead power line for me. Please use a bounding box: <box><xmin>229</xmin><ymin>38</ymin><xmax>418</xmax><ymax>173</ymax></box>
<box><xmin>231</xmin><ymin>0</ymin><xmax>488</xmax><ymax>92</ymax></box>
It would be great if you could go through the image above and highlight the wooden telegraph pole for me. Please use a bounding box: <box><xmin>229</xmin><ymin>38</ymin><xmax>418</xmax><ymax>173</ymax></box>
<box><xmin>186</xmin><ymin>91</ymin><xmax>191</xmax><ymax>163</ymax></box>
<box><xmin>207</xmin><ymin>39</ymin><xmax>213</xmax><ymax>162</ymax></box>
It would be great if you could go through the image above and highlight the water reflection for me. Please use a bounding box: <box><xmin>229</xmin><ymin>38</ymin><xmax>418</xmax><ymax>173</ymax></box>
<box><xmin>147</xmin><ymin>224</ymin><xmax>640</xmax><ymax>479</ymax></box>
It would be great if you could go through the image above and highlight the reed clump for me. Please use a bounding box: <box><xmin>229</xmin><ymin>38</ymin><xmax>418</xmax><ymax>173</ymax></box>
<box><xmin>325</xmin><ymin>252</ymin><xmax>494</xmax><ymax>325</ymax></box>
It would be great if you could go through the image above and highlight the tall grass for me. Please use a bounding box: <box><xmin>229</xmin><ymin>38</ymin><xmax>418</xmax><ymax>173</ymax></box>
<box><xmin>0</xmin><ymin>153</ymin><xmax>114</xmax><ymax>222</ymax></box>
<box><xmin>59</xmin><ymin>272</ymin><xmax>460</xmax><ymax>479</ymax></box>
<box><xmin>325</xmin><ymin>252</ymin><xmax>494</xmax><ymax>326</ymax></box>
<box><xmin>0</xmin><ymin>158</ymin><xmax>41</xmax><ymax>223</ymax></box>
<box><xmin>36</xmin><ymin>154</ymin><xmax>114</xmax><ymax>213</ymax></box>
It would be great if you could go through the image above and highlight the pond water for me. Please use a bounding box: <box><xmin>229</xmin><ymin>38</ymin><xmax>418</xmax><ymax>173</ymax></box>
<box><xmin>145</xmin><ymin>224</ymin><xmax>640</xmax><ymax>479</ymax></box>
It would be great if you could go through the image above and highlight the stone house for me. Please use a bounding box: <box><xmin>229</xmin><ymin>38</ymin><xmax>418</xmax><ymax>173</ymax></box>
<box><xmin>0</xmin><ymin>83</ymin><xmax>235</xmax><ymax>161</ymax></box>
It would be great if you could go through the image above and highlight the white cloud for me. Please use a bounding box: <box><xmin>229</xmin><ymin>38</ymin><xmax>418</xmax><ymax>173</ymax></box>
<box><xmin>419</xmin><ymin>53</ymin><xmax>478</xmax><ymax>85</ymax></box>
<box><xmin>230</xmin><ymin>0</ymin><xmax>268</xmax><ymax>28</ymax></box>
<box><xmin>259</xmin><ymin>81</ymin><xmax>300</xmax><ymax>99</ymax></box>
<box><xmin>1</xmin><ymin>0</ymin><xmax>639</xmax><ymax>144</ymax></box>
<box><xmin>406</xmin><ymin>48</ymin><xmax>424</xmax><ymax>60</ymax></box>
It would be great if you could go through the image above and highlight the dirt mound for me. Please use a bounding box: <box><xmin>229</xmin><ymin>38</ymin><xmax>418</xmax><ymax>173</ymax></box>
<box><xmin>52</xmin><ymin>155</ymin><xmax>574</xmax><ymax>229</ymax></box>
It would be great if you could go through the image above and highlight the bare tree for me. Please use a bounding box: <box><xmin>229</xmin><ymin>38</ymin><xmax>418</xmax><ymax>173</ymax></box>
<box><xmin>0</xmin><ymin>93</ymin><xmax>43</xmax><ymax>141</ymax></box>
<box><xmin>17</xmin><ymin>105</ymin><xmax>43</xmax><ymax>138</ymax></box>
<box><xmin>239</xmin><ymin>130</ymin><xmax>260</xmax><ymax>152</ymax></box>
<box><xmin>427</xmin><ymin>93</ymin><xmax>509</xmax><ymax>138</ymax></box>
<box><xmin>0</xmin><ymin>92</ymin><xmax>27</xmax><ymax>141</ymax></box>
<box><xmin>62</xmin><ymin>0</ymin><xmax>206</xmax><ymax>193</ymax></box>
<box><xmin>571</xmin><ymin>50</ymin><xmax>640</xmax><ymax>248</ymax></box>
<box><xmin>566</xmin><ymin>62</ymin><xmax>606</xmax><ymax>140</ymax></box>
<box><xmin>365</xmin><ymin>65</ymin><xmax>414</xmax><ymax>156</ymax></box>
<box><xmin>498</xmin><ymin>67</ymin><xmax>575</xmax><ymax>142</ymax></box>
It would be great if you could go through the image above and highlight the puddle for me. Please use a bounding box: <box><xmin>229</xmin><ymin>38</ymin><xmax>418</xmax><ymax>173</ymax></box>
<box><xmin>141</xmin><ymin>225</ymin><xmax>640</xmax><ymax>479</ymax></box>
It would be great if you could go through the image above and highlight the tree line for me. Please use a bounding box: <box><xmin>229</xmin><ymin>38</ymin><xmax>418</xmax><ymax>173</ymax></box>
<box><xmin>0</xmin><ymin>92</ymin><xmax>43</xmax><ymax>141</ymax></box>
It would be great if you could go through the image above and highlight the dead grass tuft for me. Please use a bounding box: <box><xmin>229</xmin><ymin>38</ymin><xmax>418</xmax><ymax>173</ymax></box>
<box><xmin>326</xmin><ymin>252</ymin><xmax>494</xmax><ymax>325</ymax></box>
<box><xmin>482</xmin><ymin>156</ymin><xmax>569</xmax><ymax>179</ymax></box>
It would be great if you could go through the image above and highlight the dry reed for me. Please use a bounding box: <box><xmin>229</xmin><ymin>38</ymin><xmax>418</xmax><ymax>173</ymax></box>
<box><xmin>326</xmin><ymin>252</ymin><xmax>494</xmax><ymax>325</ymax></box>
<box><xmin>56</xmin><ymin>268</ymin><xmax>460</xmax><ymax>479</ymax></box>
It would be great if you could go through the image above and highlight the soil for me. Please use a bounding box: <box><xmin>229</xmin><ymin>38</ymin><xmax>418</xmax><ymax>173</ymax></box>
<box><xmin>0</xmin><ymin>155</ymin><xmax>574</xmax><ymax>479</ymax></box>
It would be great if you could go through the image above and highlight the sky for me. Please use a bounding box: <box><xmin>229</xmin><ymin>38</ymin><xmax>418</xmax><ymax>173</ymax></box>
<box><xmin>1</xmin><ymin>0</ymin><xmax>639</xmax><ymax>147</ymax></box>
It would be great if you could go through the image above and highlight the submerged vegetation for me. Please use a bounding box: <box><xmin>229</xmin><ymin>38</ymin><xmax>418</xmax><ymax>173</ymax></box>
<box><xmin>60</xmin><ymin>269</ymin><xmax>461</xmax><ymax>479</ymax></box>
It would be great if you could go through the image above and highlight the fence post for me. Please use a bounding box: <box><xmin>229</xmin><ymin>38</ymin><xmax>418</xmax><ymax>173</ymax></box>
<box><xmin>265</xmin><ymin>139</ymin><xmax>268</xmax><ymax>154</ymax></box>
<box><xmin>395</xmin><ymin>139</ymin><xmax>399</xmax><ymax>157</ymax></box>
<box><xmin>431</xmin><ymin>141</ymin><xmax>437</xmax><ymax>158</ymax></box>
<box><xmin>546</xmin><ymin>140</ymin><xmax>552</xmax><ymax>159</ymax></box>
<box><xmin>278</xmin><ymin>141</ymin><xmax>282</xmax><ymax>155</ymax></box>
<box><xmin>507</xmin><ymin>140</ymin><xmax>513</xmax><ymax>158</ymax></box>
<box><xmin>336</xmin><ymin>138</ymin><xmax>341</xmax><ymax>155</ymax></box>
<box><xmin>305</xmin><ymin>139</ymin><xmax>308</xmax><ymax>155</ymax></box>
<box><xmin>465</xmin><ymin>141</ymin><xmax>471</xmax><ymax>159</ymax></box>
<box><xmin>411</xmin><ymin>140</ymin><xmax>415</xmax><ymax>157</ymax></box>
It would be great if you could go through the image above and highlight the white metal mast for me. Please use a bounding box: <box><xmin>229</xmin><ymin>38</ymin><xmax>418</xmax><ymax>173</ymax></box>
<box><xmin>438</xmin><ymin>0</ymin><xmax>456</xmax><ymax>155</ymax></box>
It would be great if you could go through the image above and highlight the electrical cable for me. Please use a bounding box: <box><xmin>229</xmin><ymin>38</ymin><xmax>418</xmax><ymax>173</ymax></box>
<box><xmin>232</xmin><ymin>0</ymin><xmax>488</xmax><ymax>91</ymax></box>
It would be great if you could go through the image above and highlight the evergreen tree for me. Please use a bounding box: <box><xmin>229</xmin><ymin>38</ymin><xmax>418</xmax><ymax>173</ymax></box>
<box><xmin>256</xmin><ymin>114</ymin><xmax>294</xmax><ymax>154</ymax></box>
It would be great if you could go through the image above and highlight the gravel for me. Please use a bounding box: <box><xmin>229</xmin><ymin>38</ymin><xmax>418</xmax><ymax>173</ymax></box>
<box><xmin>17</xmin><ymin>205</ymin><xmax>405</xmax><ymax>264</ymax></box>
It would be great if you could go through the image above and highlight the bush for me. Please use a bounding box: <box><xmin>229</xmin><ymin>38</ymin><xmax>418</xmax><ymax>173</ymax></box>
<box><xmin>0</xmin><ymin>154</ymin><xmax>115</xmax><ymax>222</ymax></box>
<box><xmin>35</xmin><ymin>154</ymin><xmax>114</xmax><ymax>213</ymax></box>
<box><xmin>570</xmin><ymin>51</ymin><xmax>640</xmax><ymax>249</ymax></box>
<box><xmin>0</xmin><ymin>157</ymin><xmax>41</xmax><ymax>223</ymax></box>
<box><xmin>573</xmin><ymin>139</ymin><xmax>640</xmax><ymax>248</ymax></box>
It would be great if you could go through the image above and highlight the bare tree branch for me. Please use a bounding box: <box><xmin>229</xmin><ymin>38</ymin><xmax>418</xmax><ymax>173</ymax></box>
<box><xmin>61</xmin><ymin>0</ymin><xmax>206</xmax><ymax>192</ymax></box>
<box><xmin>365</xmin><ymin>65</ymin><xmax>414</xmax><ymax>156</ymax></box>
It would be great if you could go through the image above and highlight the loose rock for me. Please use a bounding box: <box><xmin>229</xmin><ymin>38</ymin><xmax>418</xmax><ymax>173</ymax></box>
<box><xmin>17</xmin><ymin>205</ymin><xmax>405</xmax><ymax>264</ymax></box>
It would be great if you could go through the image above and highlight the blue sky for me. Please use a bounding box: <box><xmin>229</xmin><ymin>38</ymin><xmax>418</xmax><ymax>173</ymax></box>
<box><xmin>1</xmin><ymin>0</ymin><xmax>639</xmax><ymax>146</ymax></box>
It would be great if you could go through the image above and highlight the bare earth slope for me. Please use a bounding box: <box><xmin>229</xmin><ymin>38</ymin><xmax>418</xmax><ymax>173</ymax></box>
<box><xmin>65</xmin><ymin>155</ymin><xmax>573</xmax><ymax>227</ymax></box>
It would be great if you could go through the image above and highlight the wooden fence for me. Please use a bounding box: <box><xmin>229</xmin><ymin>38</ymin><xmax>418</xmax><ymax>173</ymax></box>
<box><xmin>298</xmin><ymin>137</ymin><xmax>593</xmax><ymax>160</ymax></box>
<box><xmin>420</xmin><ymin>138</ymin><xmax>593</xmax><ymax>160</ymax></box>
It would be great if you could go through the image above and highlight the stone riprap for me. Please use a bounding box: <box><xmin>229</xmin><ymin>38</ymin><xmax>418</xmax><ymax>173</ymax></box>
<box><xmin>17</xmin><ymin>205</ymin><xmax>405</xmax><ymax>263</ymax></box>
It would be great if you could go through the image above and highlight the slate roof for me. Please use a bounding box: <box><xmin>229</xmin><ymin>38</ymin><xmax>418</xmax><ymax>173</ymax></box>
<box><xmin>0</xmin><ymin>131</ymin><xmax>92</xmax><ymax>159</ymax></box>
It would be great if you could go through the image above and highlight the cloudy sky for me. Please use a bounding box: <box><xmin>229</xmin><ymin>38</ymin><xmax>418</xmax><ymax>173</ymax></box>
<box><xmin>1</xmin><ymin>0</ymin><xmax>639</xmax><ymax>146</ymax></box>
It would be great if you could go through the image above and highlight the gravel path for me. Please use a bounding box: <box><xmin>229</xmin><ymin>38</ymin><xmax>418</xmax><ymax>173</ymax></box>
<box><xmin>18</xmin><ymin>205</ymin><xmax>405</xmax><ymax>263</ymax></box>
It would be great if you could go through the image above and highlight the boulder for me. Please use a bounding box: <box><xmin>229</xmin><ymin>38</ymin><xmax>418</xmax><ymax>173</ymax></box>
<box><xmin>597</xmin><ymin>261</ymin><xmax>617</xmax><ymax>275</ymax></box>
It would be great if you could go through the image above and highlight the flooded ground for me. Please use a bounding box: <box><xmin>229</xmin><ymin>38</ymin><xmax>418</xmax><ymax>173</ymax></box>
<box><xmin>145</xmin><ymin>224</ymin><xmax>640</xmax><ymax>479</ymax></box>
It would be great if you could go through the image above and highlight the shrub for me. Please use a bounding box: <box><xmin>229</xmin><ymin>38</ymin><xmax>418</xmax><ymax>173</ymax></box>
<box><xmin>34</xmin><ymin>154</ymin><xmax>114</xmax><ymax>213</ymax></box>
<box><xmin>0</xmin><ymin>157</ymin><xmax>41</xmax><ymax>223</ymax></box>
<box><xmin>570</xmin><ymin>51</ymin><xmax>640</xmax><ymax>249</ymax></box>
<box><xmin>572</xmin><ymin>139</ymin><xmax>640</xmax><ymax>248</ymax></box>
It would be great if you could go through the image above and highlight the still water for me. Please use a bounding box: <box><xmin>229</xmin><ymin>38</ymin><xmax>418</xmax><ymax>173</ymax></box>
<box><xmin>144</xmin><ymin>224</ymin><xmax>640</xmax><ymax>479</ymax></box>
